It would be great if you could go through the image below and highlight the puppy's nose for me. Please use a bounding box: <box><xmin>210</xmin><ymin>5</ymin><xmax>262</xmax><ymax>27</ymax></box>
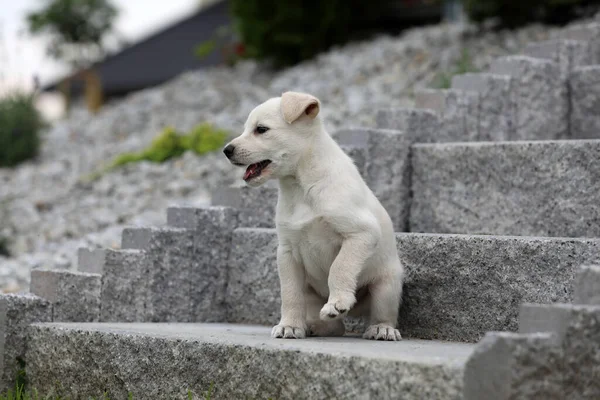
<box><xmin>223</xmin><ymin>144</ymin><xmax>235</xmax><ymax>159</ymax></box>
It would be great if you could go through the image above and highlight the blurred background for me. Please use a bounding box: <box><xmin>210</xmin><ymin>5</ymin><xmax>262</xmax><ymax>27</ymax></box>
<box><xmin>1</xmin><ymin>0</ymin><xmax>599</xmax><ymax>293</ymax></box>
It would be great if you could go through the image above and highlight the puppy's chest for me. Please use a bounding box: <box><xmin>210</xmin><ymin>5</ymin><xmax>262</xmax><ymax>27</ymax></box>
<box><xmin>277</xmin><ymin>200</ymin><xmax>342</xmax><ymax>274</ymax></box>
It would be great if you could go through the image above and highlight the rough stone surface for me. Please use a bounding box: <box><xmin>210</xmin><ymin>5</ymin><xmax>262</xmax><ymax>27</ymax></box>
<box><xmin>376</xmin><ymin>108</ymin><xmax>442</xmax><ymax>143</ymax></box>
<box><xmin>452</xmin><ymin>73</ymin><xmax>515</xmax><ymax>141</ymax></box>
<box><xmin>574</xmin><ymin>265</ymin><xmax>600</xmax><ymax>305</ymax></box>
<box><xmin>337</xmin><ymin>128</ymin><xmax>412</xmax><ymax>231</ymax></box>
<box><xmin>519</xmin><ymin>304</ymin><xmax>600</xmax><ymax>397</ymax></box>
<box><xmin>100</xmin><ymin>249</ymin><xmax>148</xmax><ymax>322</ymax></box>
<box><xmin>27</xmin><ymin>323</ymin><xmax>472</xmax><ymax>400</ymax></box>
<box><xmin>463</xmin><ymin>332</ymin><xmax>563</xmax><ymax>400</ymax></box>
<box><xmin>563</xmin><ymin>22</ymin><xmax>600</xmax><ymax>64</ymax></box>
<box><xmin>225</xmin><ymin>228</ymin><xmax>600</xmax><ymax>342</ymax></box>
<box><xmin>30</xmin><ymin>269</ymin><xmax>101</xmax><ymax>322</ymax></box>
<box><xmin>121</xmin><ymin>227</ymin><xmax>152</xmax><ymax>250</ymax></box>
<box><xmin>167</xmin><ymin>206</ymin><xmax>237</xmax><ymax>322</ymax></box>
<box><xmin>0</xmin><ymin>294</ymin><xmax>52</xmax><ymax>391</ymax></box>
<box><xmin>415</xmin><ymin>89</ymin><xmax>479</xmax><ymax>142</ymax></box>
<box><xmin>491</xmin><ymin>56</ymin><xmax>568</xmax><ymax>140</ymax></box>
<box><xmin>524</xmin><ymin>39</ymin><xmax>593</xmax><ymax>78</ymax></box>
<box><xmin>410</xmin><ymin>140</ymin><xmax>600</xmax><ymax>237</ymax></box>
<box><xmin>570</xmin><ymin>66</ymin><xmax>600</xmax><ymax>139</ymax></box>
<box><xmin>77</xmin><ymin>248</ymin><xmax>106</xmax><ymax>274</ymax></box>
<box><xmin>211</xmin><ymin>185</ymin><xmax>278</xmax><ymax>228</ymax></box>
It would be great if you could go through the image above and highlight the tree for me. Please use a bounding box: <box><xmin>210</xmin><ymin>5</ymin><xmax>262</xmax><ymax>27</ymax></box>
<box><xmin>26</xmin><ymin>0</ymin><xmax>118</xmax><ymax>67</ymax></box>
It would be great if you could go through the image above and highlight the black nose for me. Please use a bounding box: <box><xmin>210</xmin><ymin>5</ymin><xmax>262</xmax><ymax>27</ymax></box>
<box><xmin>223</xmin><ymin>144</ymin><xmax>235</xmax><ymax>159</ymax></box>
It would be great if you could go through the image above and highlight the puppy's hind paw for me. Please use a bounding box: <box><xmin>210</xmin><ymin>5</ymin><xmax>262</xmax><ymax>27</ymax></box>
<box><xmin>271</xmin><ymin>324</ymin><xmax>306</xmax><ymax>339</ymax></box>
<box><xmin>363</xmin><ymin>324</ymin><xmax>402</xmax><ymax>341</ymax></box>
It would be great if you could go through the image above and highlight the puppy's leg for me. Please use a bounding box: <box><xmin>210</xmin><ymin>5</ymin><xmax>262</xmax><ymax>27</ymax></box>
<box><xmin>272</xmin><ymin>245</ymin><xmax>307</xmax><ymax>339</ymax></box>
<box><xmin>306</xmin><ymin>286</ymin><xmax>345</xmax><ymax>337</ymax></box>
<box><xmin>319</xmin><ymin>233</ymin><xmax>376</xmax><ymax>321</ymax></box>
<box><xmin>363</xmin><ymin>270</ymin><xmax>402</xmax><ymax>341</ymax></box>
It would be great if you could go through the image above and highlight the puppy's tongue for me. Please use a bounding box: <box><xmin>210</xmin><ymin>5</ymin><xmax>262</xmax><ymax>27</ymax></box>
<box><xmin>244</xmin><ymin>163</ymin><xmax>258</xmax><ymax>180</ymax></box>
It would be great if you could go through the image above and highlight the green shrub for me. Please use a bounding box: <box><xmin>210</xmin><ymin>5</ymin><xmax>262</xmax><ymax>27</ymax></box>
<box><xmin>0</xmin><ymin>93</ymin><xmax>43</xmax><ymax>167</ymax></box>
<box><xmin>464</xmin><ymin>0</ymin><xmax>600</xmax><ymax>27</ymax></box>
<box><xmin>230</xmin><ymin>0</ymin><xmax>389</xmax><ymax>67</ymax></box>
<box><xmin>106</xmin><ymin>123</ymin><xmax>228</xmax><ymax>171</ymax></box>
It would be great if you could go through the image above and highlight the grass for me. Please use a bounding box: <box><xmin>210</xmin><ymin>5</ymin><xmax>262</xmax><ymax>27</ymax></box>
<box><xmin>430</xmin><ymin>48</ymin><xmax>479</xmax><ymax>89</ymax></box>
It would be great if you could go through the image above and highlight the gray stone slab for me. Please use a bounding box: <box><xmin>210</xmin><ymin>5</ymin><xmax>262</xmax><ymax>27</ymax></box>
<box><xmin>574</xmin><ymin>265</ymin><xmax>600</xmax><ymax>305</ymax></box>
<box><xmin>563</xmin><ymin>23</ymin><xmax>600</xmax><ymax>64</ymax></box>
<box><xmin>491</xmin><ymin>56</ymin><xmax>568</xmax><ymax>140</ymax></box>
<box><xmin>30</xmin><ymin>269</ymin><xmax>101</xmax><ymax>322</ymax></box>
<box><xmin>226</xmin><ymin>228</ymin><xmax>600</xmax><ymax>342</ymax></box>
<box><xmin>100</xmin><ymin>249</ymin><xmax>148</xmax><ymax>322</ymax></box>
<box><xmin>211</xmin><ymin>186</ymin><xmax>277</xmax><ymax>228</ymax></box>
<box><xmin>410</xmin><ymin>140</ymin><xmax>600</xmax><ymax>237</ymax></box>
<box><xmin>519</xmin><ymin>303</ymin><xmax>600</xmax><ymax>397</ymax></box>
<box><xmin>338</xmin><ymin>144</ymin><xmax>367</xmax><ymax>179</ymax></box>
<box><xmin>27</xmin><ymin>323</ymin><xmax>473</xmax><ymax>400</ymax></box>
<box><xmin>336</xmin><ymin>128</ymin><xmax>412</xmax><ymax>231</ymax></box>
<box><xmin>167</xmin><ymin>206</ymin><xmax>237</xmax><ymax>322</ymax></box>
<box><xmin>143</xmin><ymin>228</ymin><xmax>195</xmax><ymax>322</ymax></box>
<box><xmin>415</xmin><ymin>89</ymin><xmax>479</xmax><ymax>142</ymax></box>
<box><xmin>121</xmin><ymin>227</ymin><xmax>152</xmax><ymax>250</ymax></box>
<box><xmin>0</xmin><ymin>294</ymin><xmax>51</xmax><ymax>391</ymax></box>
<box><xmin>77</xmin><ymin>247</ymin><xmax>106</xmax><ymax>274</ymax></box>
<box><xmin>463</xmin><ymin>332</ymin><xmax>563</xmax><ymax>400</ymax></box>
<box><xmin>452</xmin><ymin>73</ymin><xmax>515</xmax><ymax>141</ymax></box>
<box><xmin>376</xmin><ymin>108</ymin><xmax>442</xmax><ymax>143</ymax></box>
<box><xmin>524</xmin><ymin>39</ymin><xmax>593</xmax><ymax>78</ymax></box>
<box><xmin>570</xmin><ymin>66</ymin><xmax>600</xmax><ymax>139</ymax></box>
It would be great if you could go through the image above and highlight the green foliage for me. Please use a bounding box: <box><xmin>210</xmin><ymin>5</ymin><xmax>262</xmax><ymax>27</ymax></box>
<box><xmin>194</xmin><ymin>40</ymin><xmax>216</xmax><ymax>59</ymax></box>
<box><xmin>0</xmin><ymin>93</ymin><xmax>43</xmax><ymax>167</ymax></box>
<box><xmin>464</xmin><ymin>0</ymin><xmax>600</xmax><ymax>27</ymax></box>
<box><xmin>26</xmin><ymin>0</ymin><xmax>118</xmax><ymax>66</ymax></box>
<box><xmin>431</xmin><ymin>48</ymin><xmax>479</xmax><ymax>89</ymax></box>
<box><xmin>230</xmin><ymin>0</ymin><xmax>388</xmax><ymax>66</ymax></box>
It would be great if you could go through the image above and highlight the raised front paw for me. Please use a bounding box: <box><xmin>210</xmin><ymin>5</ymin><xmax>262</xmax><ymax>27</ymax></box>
<box><xmin>363</xmin><ymin>324</ymin><xmax>402</xmax><ymax>341</ymax></box>
<box><xmin>271</xmin><ymin>324</ymin><xmax>306</xmax><ymax>339</ymax></box>
<box><xmin>319</xmin><ymin>294</ymin><xmax>356</xmax><ymax>321</ymax></box>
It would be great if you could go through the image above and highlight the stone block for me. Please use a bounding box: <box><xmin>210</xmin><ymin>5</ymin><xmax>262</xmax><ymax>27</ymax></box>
<box><xmin>27</xmin><ymin>323</ymin><xmax>473</xmax><ymax>400</ymax></box>
<box><xmin>167</xmin><ymin>206</ymin><xmax>237</xmax><ymax>322</ymax></box>
<box><xmin>415</xmin><ymin>89</ymin><xmax>479</xmax><ymax>142</ymax></box>
<box><xmin>77</xmin><ymin>248</ymin><xmax>106</xmax><ymax>274</ymax></box>
<box><xmin>491</xmin><ymin>56</ymin><xmax>568</xmax><ymax>140</ymax></box>
<box><xmin>452</xmin><ymin>73</ymin><xmax>515</xmax><ymax>141</ymax></box>
<box><xmin>564</xmin><ymin>23</ymin><xmax>600</xmax><ymax>64</ymax></box>
<box><xmin>0</xmin><ymin>294</ymin><xmax>51</xmax><ymax>391</ymax></box>
<box><xmin>524</xmin><ymin>39</ymin><xmax>593</xmax><ymax>78</ymax></box>
<box><xmin>410</xmin><ymin>140</ymin><xmax>600</xmax><ymax>237</ymax></box>
<box><xmin>570</xmin><ymin>66</ymin><xmax>600</xmax><ymax>139</ymax></box>
<box><xmin>100</xmin><ymin>249</ymin><xmax>148</xmax><ymax>322</ymax></box>
<box><xmin>211</xmin><ymin>186</ymin><xmax>277</xmax><ymax>228</ymax></box>
<box><xmin>574</xmin><ymin>265</ymin><xmax>600</xmax><ymax>305</ymax></box>
<box><xmin>375</xmin><ymin>108</ymin><xmax>442</xmax><ymax>143</ymax></box>
<box><xmin>463</xmin><ymin>332</ymin><xmax>563</xmax><ymax>400</ymax></box>
<box><xmin>30</xmin><ymin>269</ymin><xmax>101</xmax><ymax>322</ymax></box>
<box><xmin>121</xmin><ymin>227</ymin><xmax>152</xmax><ymax>250</ymax></box>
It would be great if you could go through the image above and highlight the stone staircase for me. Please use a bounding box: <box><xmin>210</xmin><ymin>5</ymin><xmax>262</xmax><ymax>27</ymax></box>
<box><xmin>2</xmin><ymin>22</ymin><xmax>600</xmax><ymax>399</ymax></box>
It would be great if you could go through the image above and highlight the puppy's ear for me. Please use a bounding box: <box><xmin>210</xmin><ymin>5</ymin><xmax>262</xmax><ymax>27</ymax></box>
<box><xmin>281</xmin><ymin>91</ymin><xmax>320</xmax><ymax>124</ymax></box>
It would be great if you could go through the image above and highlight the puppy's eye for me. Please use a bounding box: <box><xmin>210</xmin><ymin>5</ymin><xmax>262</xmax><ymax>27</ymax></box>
<box><xmin>256</xmin><ymin>125</ymin><xmax>269</xmax><ymax>134</ymax></box>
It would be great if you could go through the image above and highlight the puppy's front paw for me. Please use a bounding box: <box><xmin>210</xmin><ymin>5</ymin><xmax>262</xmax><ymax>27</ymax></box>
<box><xmin>271</xmin><ymin>324</ymin><xmax>306</xmax><ymax>339</ymax></box>
<box><xmin>363</xmin><ymin>324</ymin><xmax>402</xmax><ymax>341</ymax></box>
<box><xmin>319</xmin><ymin>295</ymin><xmax>355</xmax><ymax>320</ymax></box>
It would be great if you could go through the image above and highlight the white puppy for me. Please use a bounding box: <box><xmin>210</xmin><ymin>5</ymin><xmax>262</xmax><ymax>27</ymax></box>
<box><xmin>224</xmin><ymin>92</ymin><xmax>404</xmax><ymax>340</ymax></box>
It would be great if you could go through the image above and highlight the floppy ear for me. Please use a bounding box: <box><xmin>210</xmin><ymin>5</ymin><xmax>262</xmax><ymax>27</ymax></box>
<box><xmin>280</xmin><ymin>91</ymin><xmax>320</xmax><ymax>124</ymax></box>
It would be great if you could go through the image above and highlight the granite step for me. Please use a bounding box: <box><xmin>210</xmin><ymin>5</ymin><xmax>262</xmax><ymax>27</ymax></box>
<box><xmin>410</xmin><ymin>139</ymin><xmax>600</xmax><ymax>237</ymax></box>
<box><xmin>26</xmin><ymin>322</ymin><xmax>474</xmax><ymax>400</ymax></box>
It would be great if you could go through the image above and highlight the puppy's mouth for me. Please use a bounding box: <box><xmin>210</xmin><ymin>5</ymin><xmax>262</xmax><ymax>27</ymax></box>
<box><xmin>243</xmin><ymin>160</ymin><xmax>272</xmax><ymax>181</ymax></box>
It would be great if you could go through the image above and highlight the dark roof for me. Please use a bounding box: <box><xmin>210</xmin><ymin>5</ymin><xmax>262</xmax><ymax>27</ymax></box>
<box><xmin>43</xmin><ymin>0</ymin><xmax>230</xmax><ymax>96</ymax></box>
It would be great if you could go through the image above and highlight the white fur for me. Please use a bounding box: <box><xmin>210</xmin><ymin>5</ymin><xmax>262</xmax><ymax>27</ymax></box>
<box><xmin>224</xmin><ymin>92</ymin><xmax>405</xmax><ymax>340</ymax></box>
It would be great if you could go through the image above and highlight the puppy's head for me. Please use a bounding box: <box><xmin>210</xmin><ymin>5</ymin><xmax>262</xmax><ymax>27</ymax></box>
<box><xmin>223</xmin><ymin>91</ymin><xmax>321</xmax><ymax>186</ymax></box>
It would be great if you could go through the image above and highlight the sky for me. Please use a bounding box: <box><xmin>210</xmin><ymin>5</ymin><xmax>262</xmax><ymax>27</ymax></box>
<box><xmin>0</xmin><ymin>0</ymin><xmax>205</xmax><ymax>95</ymax></box>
